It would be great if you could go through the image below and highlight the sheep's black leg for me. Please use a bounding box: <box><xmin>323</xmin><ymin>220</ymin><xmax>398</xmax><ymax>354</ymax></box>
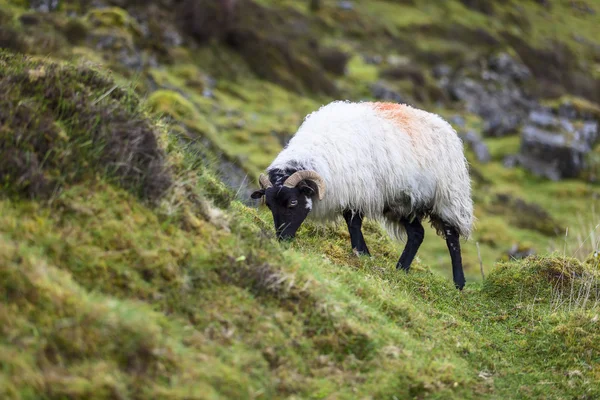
<box><xmin>396</xmin><ymin>218</ymin><xmax>425</xmax><ymax>272</ymax></box>
<box><xmin>343</xmin><ymin>210</ymin><xmax>370</xmax><ymax>256</ymax></box>
<box><xmin>444</xmin><ymin>224</ymin><xmax>466</xmax><ymax>290</ymax></box>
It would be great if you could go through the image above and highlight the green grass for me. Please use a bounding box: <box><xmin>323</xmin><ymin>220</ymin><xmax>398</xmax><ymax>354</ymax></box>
<box><xmin>2</xmin><ymin>170</ymin><xmax>600</xmax><ymax>398</ymax></box>
<box><xmin>2</xmin><ymin>0</ymin><xmax>600</xmax><ymax>398</ymax></box>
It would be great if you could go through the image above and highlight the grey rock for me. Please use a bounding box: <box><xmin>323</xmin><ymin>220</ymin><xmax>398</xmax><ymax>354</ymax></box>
<box><xmin>370</xmin><ymin>82</ymin><xmax>405</xmax><ymax>103</ymax></box>
<box><xmin>528</xmin><ymin>108</ymin><xmax>556</xmax><ymax>128</ymax></box>
<box><xmin>449</xmin><ymin>115</ymin><xmax>465</xmax><ymax>128</ymax></box>
<box><xmin>505</xmin><ymin>244</ymin><xmax>536</xmax><ymax>260</ymax></box>
<box><xmin>503</xmin><ymin>155</ymin><xmax>520</xmax><ymax>168</ymax></box>
<box><xmin>558</xmin><ymin>100</ymin><xmax>599</xmax><ymax>121</ymax></box>
<box><xmin>461</xmin><ymin>130</ymin><xmax>491</xmax><ymax>163</ymax></box>
<box><xmin>446</xmin><ymin>53</ymin><xmax>535</xmax><ymax>137</ymax></box>
<box><xmin>433</xmin><ymin>64</ymin><xmax>452</xmax><ymax>79</ymax></box>
<box><xmin>364</xmin><ymin>55</ymin><xmax>383</xmax><ymax>65</ymax></box>
<box><xmin>517</xmin><ymin>108</ymin><xmax>599</xmax><ymax>180</ymax></box>
<box><xmin>337</xmin><ymin>1</ymin><xmax>354</xmax><ymax>10</ymax></box>
<box><xmin>488</xmin><ymin>52</ymin><xmax>531</xmax><ymax>82</ymax></box>
<box><xmin>29</xmin><ymin>0</ymin><xmax>59</xmax><ymax>12</ymax></box>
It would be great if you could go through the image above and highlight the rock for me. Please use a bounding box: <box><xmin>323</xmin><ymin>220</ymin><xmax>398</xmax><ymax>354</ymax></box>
<box><xmin>449</xmin><ymin>115</ymin><xmax>465</xmax><ymax>128</ymax></box>
<box><xmin>370</xmin><ymin>82</ymin><xmax>405</xmax><ymax>104</ymax></box>
<box><xmin>318</xmin><ymin>47</ymin><xmax>350</xmax><ymax>76</ymax></box>
<box><xmin>432</xmin><ymin>64</ymin><xmax>452</xmax><ymax>79</ymax></box>
<box><xmin>386</xmin><ymin>54</ymin><xmax>410</xmax><ymax>67</ymax></box>
<box><xmin>29</xmin><ymin>0</ymin><xmax>59</xmax><ymax>12</ymax></box>
<box><xmin>517</xmin><ymin>107</ymin><xmax>599</xmax><ymax>180</ymax></box>
<box><xmin>364</xmin><ymin>54</ymin><xmax>383</xmax><ymax>65</ymax></box>
<box><xmin>337</xmin><ymin>1</ymin><xmax>354</xmax><ymax>10</ymax></box>
<box><xmin>488</xmin><ymin>52</ymin><xmax>531</xmax><ymax>82</ymax></box>
<box><xmin>445</xmin><ymin>53</ymin><xmax>535</xmax><ymax>137</ymax></box>
<box><xmin>557</xmin><ymin>99</ymin><xmax>600</xmax><ymax>121</ymax></box>
<box><xmin>461</xmin><ymin>130</ymin><xmax>491</xmax><ymax>163</ymax></box>
<box><xmin>503</xmin><ymin>243</ymin><xmax>536</xmax><ymax>261</ymax></box>
<box><xmin>502</xmin><ymin>155</ymin><xmax>520</xmax><ymax>168</ymax></box>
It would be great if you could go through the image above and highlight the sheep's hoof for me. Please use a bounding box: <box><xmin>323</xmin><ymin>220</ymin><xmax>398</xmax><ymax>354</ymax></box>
<box><xmin>396</xmin><ymin>263</ymin><xmax>409</xmax><ymax>272</ymax></box>
<box><xmin>352</xmin><ymin>248</ymin><xmax>371</xmax><ymax>258</ymax></box>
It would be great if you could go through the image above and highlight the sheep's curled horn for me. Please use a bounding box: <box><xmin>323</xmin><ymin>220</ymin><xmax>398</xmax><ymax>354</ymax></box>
<box><xmin>258</xmin><ymin>171</ymin><xmax>326</xmax><ymax>200</ymax></box>
<box><xmin>259</xmin><ymin>174</ymin><xmax>272</xmax><ymax>189</ymax></box>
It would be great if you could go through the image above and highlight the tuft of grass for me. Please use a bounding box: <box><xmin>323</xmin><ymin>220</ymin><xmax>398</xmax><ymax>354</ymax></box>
<box><xmin>0</xmin><ymin>50</ymin><xmax>171</xmax><ymax>202</ymax></box>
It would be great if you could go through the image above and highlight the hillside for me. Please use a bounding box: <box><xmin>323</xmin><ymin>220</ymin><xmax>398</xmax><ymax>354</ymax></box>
<box><xmin>1</xmin><ymin>0</ymin><xmax>600</xmax><ymax>399</ymax></box>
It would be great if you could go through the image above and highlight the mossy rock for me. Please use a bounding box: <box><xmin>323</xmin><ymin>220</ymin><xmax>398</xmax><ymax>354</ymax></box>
<box><xmin>145</xmin><ymin>89</ymin><xmax>217</xmax><ymax>138</ymax></box>
<box><xmin>0</xmin><ymin>50</ymin><xmax>171</xmax><ymax>201</ymax></box>
<box><xmin>0</xmin><ymin>7</ymin><xmax>27</xmax><ymax>53</ymax></box>
<box><xmin>146</xmin><ymin>89</ymin><xmax>198</xmax><ymax>121</ymax></box>
<box><xmin>85</xmin><ymin>6</ymin><xmax>142</xmax><ymax>37</ymax></box>
<box><xmin>585</xmin><ymin>250</ymin><xmax>600</xmax><ymax>269</ymax></box>
<box><xmin>484</xmin><ymin>255</ymin><xmax>599</xmax><ymax>301</ymax></box>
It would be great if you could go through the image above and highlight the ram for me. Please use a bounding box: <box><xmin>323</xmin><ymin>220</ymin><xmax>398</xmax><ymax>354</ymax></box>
<box><xmin>251</xmin><ymin>101</ymin><xmax>474</xmax><ymax>289</ymax></box>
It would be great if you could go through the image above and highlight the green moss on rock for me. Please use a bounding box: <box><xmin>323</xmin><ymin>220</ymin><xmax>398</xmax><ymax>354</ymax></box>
<box><xmin>483</xmin><ymin>255</ymin><xmax>599</xmax><ymax>301</ymax></box>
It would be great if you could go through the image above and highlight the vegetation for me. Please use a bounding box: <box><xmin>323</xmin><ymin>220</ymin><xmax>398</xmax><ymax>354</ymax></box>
<box><xmin>1</xmin><ymin>0</ymin><xmax>600</xmax><ymax>398</ymax></box>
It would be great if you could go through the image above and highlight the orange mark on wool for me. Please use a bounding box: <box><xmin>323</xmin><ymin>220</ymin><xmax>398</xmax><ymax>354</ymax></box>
<box><xmin>371</xmin><ymin>102</ymin><xmax>418</xmax><ymax>137</ymax></box>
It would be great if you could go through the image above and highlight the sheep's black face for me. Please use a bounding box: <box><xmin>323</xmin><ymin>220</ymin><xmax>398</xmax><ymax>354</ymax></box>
<box><xmin>251</xmin><ymin>185</ymin><xmax>314</xmax><ymax>241</ymax></box>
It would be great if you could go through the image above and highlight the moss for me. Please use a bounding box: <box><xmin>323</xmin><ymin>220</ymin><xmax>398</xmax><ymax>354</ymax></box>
<box><xmin>544</xmin><ymin>95</ymin><xmax>600</xmax><ymax>120</ymax></box>
<box><xmin>0</xmin><ymin>6</ymin><xmax>27</xmax><ymax>52</ymax></box>
<box><xmin>485</xmin><ymin>135</ymin><xmax>521</xmax><ymax>161</ymax></box>
<box><xmin>85</xmin><ymin>7</ymin><xmax>142</xmax><ymax>36</ymax></box>
<box><xmin>483</xmin><ymin>255</ymin><xmax>597</xmax><ymax>300</ymax></box>
<box><xmin>146</xmin><ymin>89</ymin><xmax>198</xmax><ymax>121</ymax></box>
<box><xmin>62</xmin><ymin>17</ymin><xmax>89</xmax><ymax>45</ymax></box>
<box><xmin>0</xmin><ymin>50</ymin><xmax>171</xmax><ymax>201</ymax></box>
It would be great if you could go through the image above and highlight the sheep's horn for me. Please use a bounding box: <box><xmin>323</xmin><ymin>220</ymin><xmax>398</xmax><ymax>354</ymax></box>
<box><xmin>259</xmin><ymin>174</ymin><xmax>273</xmax><ymax>189</ymax></box>
<box><xmin>283</xmin><ymin>170</ymin><xmax>326</xmax><ymax>200</ymax></box>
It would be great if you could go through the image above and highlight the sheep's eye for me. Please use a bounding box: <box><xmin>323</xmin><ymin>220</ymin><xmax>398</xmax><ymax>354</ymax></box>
<box><xmin>289</xmin><ymin>200</ymin><xmax>298</xmax><ymax>208</ymax></box>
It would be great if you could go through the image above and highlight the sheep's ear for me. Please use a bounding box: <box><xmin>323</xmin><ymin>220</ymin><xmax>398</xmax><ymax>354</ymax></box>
<box><xmin>251</xmin><ymin>189</ymin><xmax>265</xmax><ymax>199</ymax></box>
<box><xmin>298</xmin><ymin>181</ymin><xmax>315</xmax><ymax>197</ymax></box>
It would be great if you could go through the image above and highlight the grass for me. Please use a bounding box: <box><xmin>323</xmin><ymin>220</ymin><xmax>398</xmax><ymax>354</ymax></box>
<box><xmin>2</xmin><ymin>177</ymin><xmax>600</xmax><ymax>398</ymax></box>
<box><xmin>1</xmin><ymin>0</ymin><xmax>600</xmax><ymax>397</ymax></box>
<box><xmin>0</xmin><ymin>49</ymin><xmax>599</xmax><ymax>399</ymax></box>
<box><xmin>0</xmin><ymin>50</ymin><xmax>170</xmax><ymax>201</ymax></box>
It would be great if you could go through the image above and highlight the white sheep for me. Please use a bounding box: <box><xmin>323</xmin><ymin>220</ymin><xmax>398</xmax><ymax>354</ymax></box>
<box><xmin>251</xmin><ymin>100</ymin><xmax>474</xmax><ymax>289</ymax></box>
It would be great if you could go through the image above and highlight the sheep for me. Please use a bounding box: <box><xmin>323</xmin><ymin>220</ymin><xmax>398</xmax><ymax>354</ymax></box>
<box><xmin>251</xmin><ymin>100</ymin><xmax>474</xmax><ymax>289</ymax></box>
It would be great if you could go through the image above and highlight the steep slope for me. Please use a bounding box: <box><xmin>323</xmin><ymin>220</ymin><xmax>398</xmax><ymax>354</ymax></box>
<box><xmin>1</xmin><ymin>50</ymin><xmax>600</xmax><ymax>400</ymax></box>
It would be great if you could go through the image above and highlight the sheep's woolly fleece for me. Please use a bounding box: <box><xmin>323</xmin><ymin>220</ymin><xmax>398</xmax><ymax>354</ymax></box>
<box><xmin>268</xmin><ymin>101</ymin><xmax>474</xmax><ymax>239</ymax></box>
